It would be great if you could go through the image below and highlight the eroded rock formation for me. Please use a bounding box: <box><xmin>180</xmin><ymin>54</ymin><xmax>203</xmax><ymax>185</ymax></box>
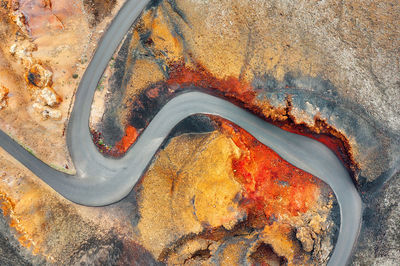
<box><xmin>0</xmin><ymin>0</ymin><xmax>126</xmax><ymax>170</ymax></box>
<box><xmin>0</xmin><ymin>0</ymin><xmax>399</xmax><ymax>265</ymax></box>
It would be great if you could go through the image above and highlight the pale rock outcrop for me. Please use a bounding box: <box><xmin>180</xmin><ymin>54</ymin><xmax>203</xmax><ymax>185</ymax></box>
<box><xmin>0</xmin><ymin>85</ymin><xmax>9</xmax><ymax>110</ymax></box>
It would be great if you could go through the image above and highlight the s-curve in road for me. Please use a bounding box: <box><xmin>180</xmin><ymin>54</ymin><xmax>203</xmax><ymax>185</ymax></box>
<box><xmin>0</xmin><ymin>0</ymin><xmax>362</xmax><ymax>265</ymax></box>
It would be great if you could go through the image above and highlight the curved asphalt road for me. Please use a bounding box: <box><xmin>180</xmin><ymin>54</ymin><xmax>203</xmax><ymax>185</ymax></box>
<box><xmin>0</xmin><ymin>0</ymin><xmax>361</xmax><ymax>265</ymax></box>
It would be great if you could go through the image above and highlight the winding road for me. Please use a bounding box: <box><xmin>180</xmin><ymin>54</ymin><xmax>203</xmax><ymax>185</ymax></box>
<box><xmin>0</xmin><ymin>0</ymin><xmax>361</xmax><ymax>265</ymax></box>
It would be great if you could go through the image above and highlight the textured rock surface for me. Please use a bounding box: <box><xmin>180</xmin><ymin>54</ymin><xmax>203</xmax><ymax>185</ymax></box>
<box><xmin>92</xmin><ymin>0</ymin><xmax>399</xmax><ymax>184</ymax></box>
<box><xmin>89</xmin><ymin>0</ymin><xmax>399</xmax><ymax>264</ymax></box>
<box><xmin>0</xmin><ymin>123</ymin><xmax>339</xmax><ymax>264</ymax></box>
<box><xmin>0</xmin><ymin>0</ymin><xmax>399</xmax><ymax>264</ymax></box>
<box><xmin>0</xmin><ymin>145</ymin><xmax>160</xmax><ymax>265</ymax></box>
<box><xmin>352</xmin><ymin>172</ymin><xmax>400</xmax><ymax>265</ymax></box>
<box><xmin>0</xmin><ymin>0</ymin><xmax>127</xmax><ymax>171</ymax></box>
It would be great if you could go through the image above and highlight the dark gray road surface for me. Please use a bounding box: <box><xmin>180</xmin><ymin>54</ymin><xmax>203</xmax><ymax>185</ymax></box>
<box><xmin>0</xmin><ymin>1</ymin><xmax>361</xmax><ymax>265</ymax></box>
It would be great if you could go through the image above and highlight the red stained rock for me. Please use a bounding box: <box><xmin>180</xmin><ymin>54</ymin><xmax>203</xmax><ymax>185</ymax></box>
<box><xmin>220</xmin><ymin>120</ymin><xmax>320</xmax><ymax>220</ymax></box>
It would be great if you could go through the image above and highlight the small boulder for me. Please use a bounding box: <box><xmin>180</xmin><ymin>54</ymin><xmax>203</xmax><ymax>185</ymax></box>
<box><xmin>38</xmin><ymin>87</ymin><xmax>61</xmax><ymax>107</ymax></box>
<box><xmin>25</xmin><ymin>64</ymin><xmax>53</xmax><ymax>88</ymax></box>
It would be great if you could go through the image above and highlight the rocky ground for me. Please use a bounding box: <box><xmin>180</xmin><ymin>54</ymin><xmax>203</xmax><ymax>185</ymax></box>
<box><xmin>0</xmin><ymin>122</ymin><xmax>339</xmax><ymax>265</ymax></box>
<box><xmin>0</xmin><ymin>0</ymin><xmax>399</xmax><ymax>265</ymax></box>
<box><xmin>0</xmin><ymin>0</ymin><xmax>127</xmax><ymax>171</ymax></box>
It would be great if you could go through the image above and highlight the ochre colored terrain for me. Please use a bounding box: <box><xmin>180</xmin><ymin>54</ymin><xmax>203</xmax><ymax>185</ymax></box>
<box><xmin>0</xmin><ymin>0</ymin><xmax>397</xmax><ymax>264</ymax></box>
<box><xmin>88</xmin><ymin>3</ymin><xmax>352</xmax><ymax>262</ymax></box>
<box><xmin>1</xmin><ymin>127</ymin><xmax>336</xmax><ymax>264</ymax></box>
<box><xmin>0</xmin><ymin>146</ymin><xmax>153</xmax><ymax>264</ymax></box>
<box><xmin>91</xmin><ymin>1</ymin><xmax>358</xmax><ymax>180</ymax></box>
<box><xmin>137</xmin><ymin>130</ymin><xmax>335</xmax><ymax>265</ymax></box>
<box><xmin>95</xmin><ymin>59</ymin><xmax>357</xmax><ymax>179</ymax></box>
<box><xmin>0</xmin><ymin>0</ymin><xmax>127</xmax><ymax>171</ymax></box>
<box><xmin>87</xmin><ymin>3</ymin><xmax>344</xmax><ymax>261</ymax></box>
